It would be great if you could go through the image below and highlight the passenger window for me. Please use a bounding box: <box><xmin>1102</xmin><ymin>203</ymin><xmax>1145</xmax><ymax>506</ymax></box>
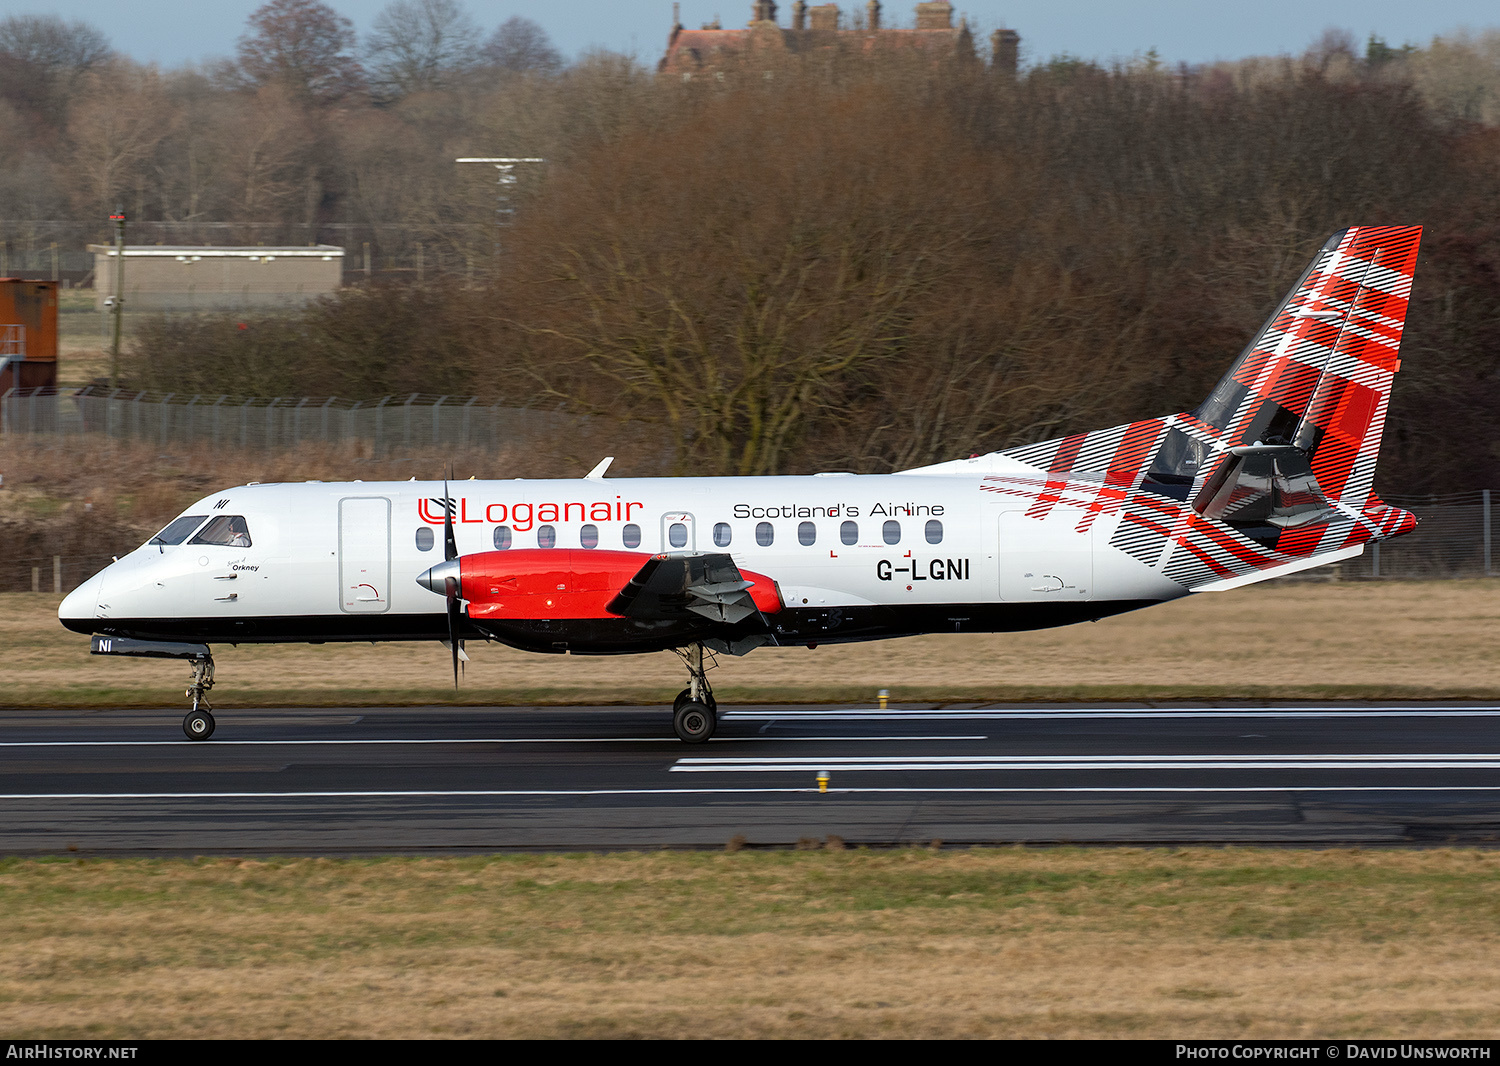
<box><xmin>416</xmin><ymin>527</ymin><xmax>434</xmax><ymax>551</ymax></box>
<box><xmin>840</xmin><ymin>520</ymin><xmax>858</xmax><ymax>546</ymax></box>
<box><xmin>882</xmin><ymin>520</ymin><xmax>901</xmax><ymax>545</ymax></box>
<box><xmin>668</xmin><ymin>522</ymin><xmax>688</xmax><ymax>548</ymax></box>
<box><xmin>622</xmin><ymin>523</ymin><xmax>641</xmax><ymax>549</ymax></box>
<box><xmin>190</xmin><ymin>515</ymin><xmax>252</xmax><ymax>547</ymax></box>
<box><xmin>713</xmin><ymin>522</ymin><xmax>732</xmax><ymax>548</ymax></box>
<box><xmin>537</xmin><ymin>524</ymin><xmax>556</xmax><ymax>548</ymax></box>
<box><xmin>798</xmin><ymin>521</ymin><xmax>816</xmax><ymax>546</ymax></box>
<box><xmin>756</xmin><ymin>522</ymin><xmax>774</xmax><ymax>546</ymax></box>
<box><xmin>925</xmin><ymin>519</ymin><xmax>943</xmax><ymax>545</ymax></box>
<box><xmin>493</xmin><ymin>525</ymin><xmax>512</xmax><ymax>550</ymax></box>
<box><xmin>580</xmin><ymin>524</ymin><xmax>599</xmax><ymax>549</ymax></box>
<box><xmin>149</xmin><ymin>515</ymin><xmax>207</xmax><ymax>546</ymax></box>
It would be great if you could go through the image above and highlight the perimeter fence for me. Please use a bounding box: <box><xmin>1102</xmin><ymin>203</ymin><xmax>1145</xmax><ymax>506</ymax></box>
<box><xmin>2</xmin><ymin>386</ymin><xmax>572</xmax><ymax>454</ymax></box>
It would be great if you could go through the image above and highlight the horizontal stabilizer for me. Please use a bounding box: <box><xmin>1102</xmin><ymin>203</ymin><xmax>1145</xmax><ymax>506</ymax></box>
<box><xmin>1192</xmin><ymin>544</ymin><xmax>1365</xmax><ymax>592</ymax></box>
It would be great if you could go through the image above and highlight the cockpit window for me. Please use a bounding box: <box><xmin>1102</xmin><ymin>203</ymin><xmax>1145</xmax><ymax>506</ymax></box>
<box><xmin>149</xmin><ymin>515</ymin><xmax>208</xmax><ymax>546</ymax></box>
<box><xmin>189</xmin><ymin>515</ymin><xmax>253</xmax><ymax>547</ymax></box>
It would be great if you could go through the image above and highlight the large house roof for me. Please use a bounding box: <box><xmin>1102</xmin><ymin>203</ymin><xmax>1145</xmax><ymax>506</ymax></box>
<box><xmin>660</xmin><ymin>3</ymin><xmax>1016</xmax><ymax>77</ymax></box>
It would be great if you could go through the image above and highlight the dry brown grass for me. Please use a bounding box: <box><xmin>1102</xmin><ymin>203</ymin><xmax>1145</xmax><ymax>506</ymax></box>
<box><xmin>2</xmin><ymin>848</ymin><xmax>1498</xmax><ymax>1038</ymax></box>
<box><xmin>4</xmin><ymin>575</ymin><xmax>1500</xmax><ymax>706</ymax></box>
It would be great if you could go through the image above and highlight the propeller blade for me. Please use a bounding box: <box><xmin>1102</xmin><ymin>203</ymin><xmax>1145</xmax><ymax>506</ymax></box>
<box><xmin>443</xmin><ymin>476</ymin><xmax>458</xmax><ymax>561</ymax></box>
<box><xmin>445</xmin><ymin>574</ymin><xmax>461</xmax><ymax>688</ymax></box>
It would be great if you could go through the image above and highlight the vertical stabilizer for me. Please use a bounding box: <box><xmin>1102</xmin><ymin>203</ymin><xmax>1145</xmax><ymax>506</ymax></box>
<box><xmin>1184</xmin><ymin>225</ymin><xmax>1422</xmax><ymax>519</ymax></box>
<box><xmin>991</xmin><ymin>226</ymin><xmax>1423</xmax><ymax>591</ymax></box>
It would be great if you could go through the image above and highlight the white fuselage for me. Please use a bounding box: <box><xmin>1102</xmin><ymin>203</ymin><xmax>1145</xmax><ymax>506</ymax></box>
<box><xmin>60</xmin><ymin>463</ymin><xmax>1190</xmax><ymax>647</ymax></box>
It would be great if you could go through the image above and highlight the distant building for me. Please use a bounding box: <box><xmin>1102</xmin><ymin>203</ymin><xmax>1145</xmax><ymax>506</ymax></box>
<box><xmin>660</xmin><ymin>2</ymin><xmax>1019</xmax><ymax>77</ymax></box>
<box><xmin>88</xmin><ymin>245</ymin><xmax>345</xmax><ymax>313</ymax></box>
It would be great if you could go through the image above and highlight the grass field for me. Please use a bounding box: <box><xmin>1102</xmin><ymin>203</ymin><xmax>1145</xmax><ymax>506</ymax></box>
<box><xmin>2</xmin><ymin>848</ymin><xmax>1498</xmax><ymax>1038</ymax></box>
<box><xmin>4</xmin><ymin>577</ymin><xmax>1499</xmax><ymax>707</ymax></box>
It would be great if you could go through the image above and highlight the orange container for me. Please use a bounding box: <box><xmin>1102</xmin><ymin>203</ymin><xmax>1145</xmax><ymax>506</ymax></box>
<box><xmin>0</xmin><ymin>278</ymin><xmax>58</xmax><ymax>362</ymax></box>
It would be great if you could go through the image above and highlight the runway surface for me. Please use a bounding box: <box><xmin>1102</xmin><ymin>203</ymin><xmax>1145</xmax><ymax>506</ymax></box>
<box><xmin>4</xmin><ymin>701</ymin><xmax>1500</xmax><ymax>852</ymax></box>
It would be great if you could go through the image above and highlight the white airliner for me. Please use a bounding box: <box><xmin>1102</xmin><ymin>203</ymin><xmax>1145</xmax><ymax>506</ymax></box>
<box><xmin>60</xmin><ymin>226</ymin><xmax>1423</xmax><ymax>743</ymax></box>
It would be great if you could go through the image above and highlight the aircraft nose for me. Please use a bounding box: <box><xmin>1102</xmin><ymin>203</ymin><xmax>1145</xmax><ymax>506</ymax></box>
<box><xmin>416</xmin><ymin>558</ymin><xmax>460</xmax><ymax>596</ymax></box>
<box><xmin>58</xmin><ymin>569</ymin><xmax>104</xmax><ymax>632</ymax></box>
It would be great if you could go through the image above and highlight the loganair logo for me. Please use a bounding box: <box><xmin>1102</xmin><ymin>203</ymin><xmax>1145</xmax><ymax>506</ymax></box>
<box><xmin>420</xmin><ymin>496</ymin><xmax>646</xmax><ymax>532</ymax></box>
<box><xmin>418</xmin><ymin>497</ymin><xmax>457</xmax><ymax>524</ymax></box>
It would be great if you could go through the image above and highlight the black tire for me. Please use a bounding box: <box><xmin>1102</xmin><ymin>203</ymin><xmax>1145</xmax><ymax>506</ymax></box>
<box><xmin>674</xmin><ymin>688</ymin><xmax>716</xmax><ymax>714</ymax></box>
<box><xmin>673</xmin><ymin>701</ymin><xmax>716</xmax><ymax>744</ymax></box>
<box><xmin>183</xmin><ymin>709</ymin><xmax>215</xmax><ymax>741</ymax></box>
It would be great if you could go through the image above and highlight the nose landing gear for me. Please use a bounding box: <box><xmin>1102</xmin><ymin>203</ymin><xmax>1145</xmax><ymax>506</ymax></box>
<box><xmin>90</xmin><ymin>637</ymin><xmax>221</xmax><ymax>741</ymax></box>
<box><xmin>183</xmin><ymin>657</ymin><xmax>216</xmax><ymax>741</ymax></box>
<box><xmin>672</xmin><ymin>643</ymin><xmax>717</xmax><ymax>743</ymax></box>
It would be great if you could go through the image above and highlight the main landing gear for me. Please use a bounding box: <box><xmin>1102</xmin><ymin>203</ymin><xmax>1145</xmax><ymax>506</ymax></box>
<box><xmin>672</xmin><ymin>643</ymin><xmax>717</xmax><ymax>744</ymax></box>
<box><xmin>183</xmin><ymin>656</ymin><xmax>216</xmax><ymax>740</ymax></box>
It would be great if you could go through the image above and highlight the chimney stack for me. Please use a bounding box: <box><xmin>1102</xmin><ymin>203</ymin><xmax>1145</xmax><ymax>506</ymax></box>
<box><xmin>808</xmin><ymin>3</ymin><xmax>839</xmax><ymax>30</ymax></box>
<box><xmin>867</xmin><ymin>1</ymin><xmax>881</xmax><ymax>29</ymax></box>
<box><xmin>792</xmin><ymin>0</ymin><xmax>808</xmax><ymax>29</ymax></box>
<box><xmin>913</xmin><ymin>1</ymin><xmax>952</xmax><ymax>30</ymax></box>
<box><xmin>991</xmin><ymin>27</ymin><xmax>1019</xmax><ymax>75</ymax></box>
<box><xmin>752</xmin><ymin>0</ymin><xmax>779</xmax><ymax>23</ymax></box>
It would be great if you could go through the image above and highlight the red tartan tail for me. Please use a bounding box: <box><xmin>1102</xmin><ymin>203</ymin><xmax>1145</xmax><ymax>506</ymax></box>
<box><xmin>997</xmin><ymin>227</ymin><xmax>1423</xmax><ymax>590</ymax></box>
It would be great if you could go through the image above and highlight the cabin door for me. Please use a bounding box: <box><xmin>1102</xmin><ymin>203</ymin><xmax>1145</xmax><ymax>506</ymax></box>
<box><xmin>338</xmin><ymin>496</ymin><xmax>391</xmax><ymax>613</ymax></box>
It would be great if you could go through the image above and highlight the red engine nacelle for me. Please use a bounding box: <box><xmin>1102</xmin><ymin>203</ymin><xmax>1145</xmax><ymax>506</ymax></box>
<box><xmin>455</xmin><ymin>549</ymin><xmax>783</xmax><ymax>621</ymax></box>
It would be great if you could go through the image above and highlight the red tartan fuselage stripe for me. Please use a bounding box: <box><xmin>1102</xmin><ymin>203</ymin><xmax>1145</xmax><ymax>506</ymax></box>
<box><xmin>1121</xmin><ymin>511</ymin><xmax>1172</xmax><ymax>538</ymax></box>
<box><xmin>1027</xmin><ymin>433</ymin><xmax>1086</xmax><ymax>520</ymax></box>
<box><xmin>1185</xmin><ymin>514</ymin><xmax>1277</xmax><ymax>569</ymax></box>
<box><xmin>1106</xmin><ymin>419</ymin><xmax>1165</xmax><ymax>484</ymax></box>
<box><xmin>1173</xmin><ymin>535</ymin><xmax>1237</xmax><ymax>578</ymax></box>
<box><xmin>1336</xmin><ymin>523</ymin><xmax>1375</xmax><ymax>550</ymax></box>
<box><xmin>1279</xmin><ymin>523</ymin><xmax>1336</xmax><ymax>556</ymax></box>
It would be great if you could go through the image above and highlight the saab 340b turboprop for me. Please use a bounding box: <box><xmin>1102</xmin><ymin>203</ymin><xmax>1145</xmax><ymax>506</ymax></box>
<box><xmin>60</xmin><ymin>226</ymin><xmax>1424</xmax><ymax>743</ymax></box>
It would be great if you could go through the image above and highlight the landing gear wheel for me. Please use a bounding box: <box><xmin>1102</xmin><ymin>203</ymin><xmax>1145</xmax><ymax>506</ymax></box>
<box><xmin>183</xmin><ymin>709</ymin><xmax>215</xmax><ymax>741</ymax></box>
<box><xmin>674</xmin><ymin>701</ymin><xmax>716</xmax><ymax>744</ymax></box>
<box><xmin>674</xmin><ymin>687</ymin><xmax>716</xmax><ymax>714</ymax></box>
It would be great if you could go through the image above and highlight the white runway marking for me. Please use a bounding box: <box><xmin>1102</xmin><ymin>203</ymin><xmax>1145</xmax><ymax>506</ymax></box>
<box><xmin>672</xmin><ymin>754</ymin><xmax>1500</xmax><ymax>772</ymax></box>
<box><xmin>2</xmin><ymin>785</ymin><xmax>1500</xmax><ymax>800</ymax></box>
<box><xmin>726</xmin><ymin>706</ymin><xmax>1500</xmax><ymax>721</ymax></box>
<box><xmin>0</xmin><ymin>735</ymin><xmax>986</xmax><ymax>748</ymax></box>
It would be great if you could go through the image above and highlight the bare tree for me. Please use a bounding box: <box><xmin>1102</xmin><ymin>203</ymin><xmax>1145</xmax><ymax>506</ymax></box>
<box><xmin>509</xmin><ymin>82</ymin><xmax>990</xmax><ymax>476</ymax></box>
<box><xmin>214</xmin><ymin>86</ymin><xmax>316</xmax><ymax>224</ymax></box>
<box><xmin>0</xmin><ymin>14</ymin><xmax>111</xmax><ymax>123</ymax></box>
<box><xmin>236</xmin><ymin>0</ymin><xmax>365</xmax><ymax>103</ymax></box>
<box><xmin>1303</xmin><ymin>26</ymin><xmax>1359</xmax><ymax>78</ymax></box>
<box><xmin>67</xmin><ymin>67</ymin><xmax>172</xmax><ymax>217</ymax></box>
<box><xmin>365</xmin><ymin>0</ymin><xmax>480</xmax><ymax>100</ymax></box>
<box><xmin>1410</xmin><ymin>30</ymin><xmax>1500</xmax><ymax>125</ymax></box>
<box><xmin>481</xmin><ymin>16</ymin><xmax>563</xmax><ymax>77</ymax></box>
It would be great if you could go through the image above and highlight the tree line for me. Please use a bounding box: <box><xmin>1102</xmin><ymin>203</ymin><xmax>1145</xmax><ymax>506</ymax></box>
<box><xmin>3</xmin><ymin>2</ymin><xmax>1496</xmax><ymax>493</ymax></box>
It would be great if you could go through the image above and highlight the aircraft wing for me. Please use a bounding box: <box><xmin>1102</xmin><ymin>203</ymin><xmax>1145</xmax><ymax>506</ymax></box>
<box><xmin>606</xmin><ymin>552</ymin><xmax>773</xmax><ymax>627</ymax></box>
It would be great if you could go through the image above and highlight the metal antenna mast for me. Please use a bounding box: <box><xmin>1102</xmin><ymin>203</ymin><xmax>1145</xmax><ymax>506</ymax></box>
<box><xmin>455</xmin><ymin>157</ymin><xmax>545</xmax><ymax>261</ymax></box>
